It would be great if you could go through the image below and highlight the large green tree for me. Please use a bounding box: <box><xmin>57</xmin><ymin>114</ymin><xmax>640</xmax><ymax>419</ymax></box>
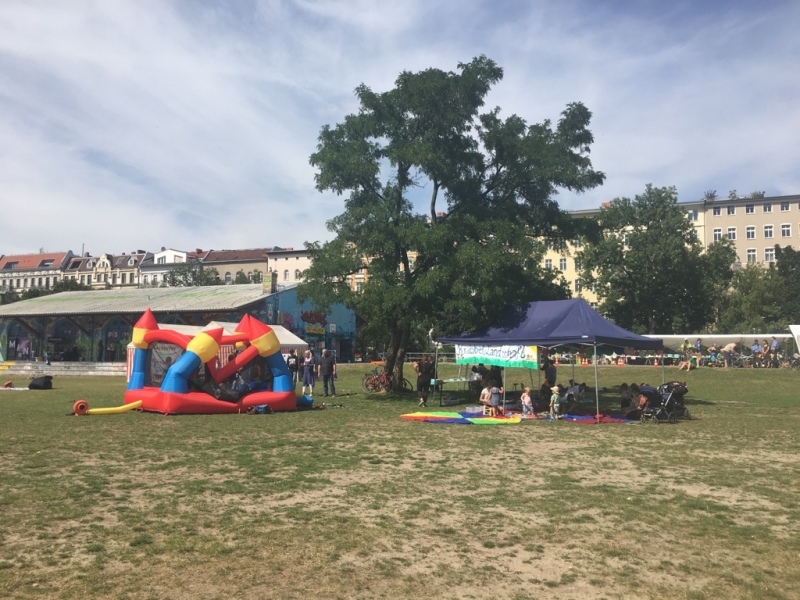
<box><xmin>716</xmin><ymin>264</ymin><xmax>783</xmax><ymax>333</ymax></box>
<box><xmin>302</xmin><ymin>56</ymin><xmax>605</xmax><ymax>386</ymax></box>
<box><xmin>164</xmin><ymin>264</ymin><xmax>223</xmax><ymax>287</ymax></box>
<box><xmin>578</xmin><ymin>184</ymin><xmax>737</xmax><ymax>334</ymax></box>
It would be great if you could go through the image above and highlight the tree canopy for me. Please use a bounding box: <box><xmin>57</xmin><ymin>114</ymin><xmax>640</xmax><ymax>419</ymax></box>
<box><xmin>302</xmin><ymin>56</ymin><xmax>605</xmax><ymax>385</ymax></box>
<box><xmin>164</xmin><ymin>263</ymin><xmax>223</xmax><ymax>287</ymax></box>
<box><xmin>578</xmin><ymin>184</ymin><xmax>737</xmax><ymax>334</ymax></box>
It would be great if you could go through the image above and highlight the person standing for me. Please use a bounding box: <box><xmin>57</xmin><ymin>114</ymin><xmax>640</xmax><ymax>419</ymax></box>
<box><xmin>301</xmin><ymin>350</ymin><xmax>317</xmax><ymax>396</ymax></box>
<box><xmin>769</xmin><ymin>336</ymin><xmax>780</xmax><ymax>367</ymax></box>
<box><xmin>318</xmin><ymin>349</ymin><xmax>337</xmax><ymax>397</ymax></box>
<box><xmin>286</xmin><ymin>349</ymin><xmax>299</xmax><ymax>385</ymax></box>
<box><xmin>414</xmin><ymin>355</ymin><xmax>435</xmax><ymax>408</ymax></box>
<box><xmin>549</xmin><ymin>385</ymin><xmax>561</xmax><ymax>420</ymax></box>
<box><xmin>489</xmin><ymin>381</ymin><xmax>504</xmax><ymax>417</ymax></box>
<box><xmin>544</xmin><ymin>358</ymin><xmax>557</xmax><ymax>390</ymax></box>
<box><xmin>521</xmin><ymin>387</ymin><xmax>535</xmax><ymax>418</ymax></box>
<box><xmin>721</xmin><ymin>342</ymin><xmax>738</xmax><ymax>368</ymax></box>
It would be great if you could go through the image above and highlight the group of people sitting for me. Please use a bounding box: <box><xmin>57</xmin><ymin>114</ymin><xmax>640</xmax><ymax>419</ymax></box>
<box><xmin>676</xmin><ymin>336</ymin><xmax>781</xmax><ymax>370</ymax></box>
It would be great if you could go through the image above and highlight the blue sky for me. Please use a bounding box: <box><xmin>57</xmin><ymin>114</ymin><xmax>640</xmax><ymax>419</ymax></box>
<box><xmin>1</xmin><ymin>0</ymin><xmax>798</xmax><ymax>255</ymax></box>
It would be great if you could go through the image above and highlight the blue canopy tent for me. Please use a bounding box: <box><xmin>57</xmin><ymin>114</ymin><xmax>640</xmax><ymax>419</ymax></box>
<box><xmin>437</xmin><ymin>299</ymin><xmax>664</xmax><ymax>416</ymax></box>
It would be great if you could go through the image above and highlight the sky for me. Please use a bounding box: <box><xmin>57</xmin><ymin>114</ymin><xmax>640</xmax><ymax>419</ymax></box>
<box><xmin>1</xmin><ymin>0</ymin><xmax>799</xmax><ymax>256</ymax></box>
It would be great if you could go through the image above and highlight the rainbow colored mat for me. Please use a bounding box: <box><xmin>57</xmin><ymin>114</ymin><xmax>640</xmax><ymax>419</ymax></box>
<box><xmin>400</xmin><ymin>411</ymin><xmax>522</xmax><ymax>425</ymax></box>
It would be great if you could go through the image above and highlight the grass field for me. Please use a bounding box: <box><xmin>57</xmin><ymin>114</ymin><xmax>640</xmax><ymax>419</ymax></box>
<box><xmin>1</xmin><ymin>363</ymin><xmax>799</xmax><ymax>599</ymax></box>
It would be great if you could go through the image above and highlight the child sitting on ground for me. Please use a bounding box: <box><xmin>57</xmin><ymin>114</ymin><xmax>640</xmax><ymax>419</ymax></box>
<box><xmin>521</xmin><ymin>386</ymin><xmax>535</xmax><ymax>418</ymax></box>
<box><xmin>620</xmin><ymin>382</ymin><xmax>631</xmax><ymax>409</ymax></box>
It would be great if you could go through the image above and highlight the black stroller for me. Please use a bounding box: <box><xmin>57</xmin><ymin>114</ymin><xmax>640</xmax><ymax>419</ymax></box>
<box><xmin>639</xmin><ymin>384</ymin><xmax>682</xmax><ymax>424</ymax></box>
<box><xmin>658</xmin><ymin>381</ymin><xmax>691</xmax><ymax>420</ymax></box>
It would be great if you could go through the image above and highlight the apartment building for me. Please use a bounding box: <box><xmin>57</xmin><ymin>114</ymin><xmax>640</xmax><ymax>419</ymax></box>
<box><xmin>0</xmin><ymin>251</ymin><xmax>74</xmax><ymax>292</ymax></box>
<box><xmin>266</xmin><ymin>247</ymin><xmax>312</xmax><ymax>287</ymax></box>
<box><xmin>199</xmin><ymin>248</ymin><xmax>270</xmax><ymax>284</ymax></box>
<box><xmin>543</xmin><ymin>193</ymin><xmax>798</xmax><ymax>305</ymax></box>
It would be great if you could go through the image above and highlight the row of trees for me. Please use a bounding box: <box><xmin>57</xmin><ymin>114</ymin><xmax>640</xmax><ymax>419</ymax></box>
<box><xmin>300</xmin><ymin>57</ymin><xmax>798</xmax><ymax>387</ymax></box>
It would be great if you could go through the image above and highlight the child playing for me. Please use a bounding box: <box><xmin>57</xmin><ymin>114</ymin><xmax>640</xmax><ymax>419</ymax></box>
<box><xmin>549</xmin><ymin>385</ymin><xmax>561</xmax><ymax>420</ymax></box>
<box><xmin>521</xmin><ymin>386</ymin><xmax>535</xmax><ymax>418</ymax></box>
<box><xmin>489</xmin><ymin>382</ymin><xmax>503</xmax><ymax>417</ymax></box>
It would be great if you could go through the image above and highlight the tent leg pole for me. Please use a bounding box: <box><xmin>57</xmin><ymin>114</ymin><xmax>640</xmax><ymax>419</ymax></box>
<box><xmin>594</xmin><ymin>343</ymin><xmax>600</xmax><ymax>420</ymax></box>
<box><xmin>502</xmin><ymin>368</ymin><xmax>506</xmax><ymax>414</ymax></box>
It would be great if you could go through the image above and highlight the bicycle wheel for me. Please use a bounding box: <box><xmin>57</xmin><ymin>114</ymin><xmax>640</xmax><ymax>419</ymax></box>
<box><xmin>362</xmin><ymin>374</ymin><xmax>376</xmax><ymax>393</ymax></box>
<box><xmin>402</xmin><ymin>378</ymin><xmax>413</xmax><ymax>392</ymax></box>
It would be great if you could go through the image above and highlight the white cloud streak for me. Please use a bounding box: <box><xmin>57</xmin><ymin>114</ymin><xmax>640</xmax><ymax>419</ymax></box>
<box><xmin>1</xmin><ymin>0</ymin><xmax>798</xmax><ymax>255</ymax></box>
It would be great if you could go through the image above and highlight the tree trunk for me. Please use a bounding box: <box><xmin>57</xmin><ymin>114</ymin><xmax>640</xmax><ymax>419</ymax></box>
<box><xmin>384</xmin><ymin>319</ymin><xmax>411</xmax><ymax>391</ymax></box>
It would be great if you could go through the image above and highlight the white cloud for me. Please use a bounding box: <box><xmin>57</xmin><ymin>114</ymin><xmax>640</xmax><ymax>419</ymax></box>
<box><xmin>1</xmin><ymin>0</ymin><xmax>799</xmax><ymax>255</ymax></box>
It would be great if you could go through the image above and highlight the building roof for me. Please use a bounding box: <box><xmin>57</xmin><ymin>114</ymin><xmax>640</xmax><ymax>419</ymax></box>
<box><xmin>0</xmin><ymin>252</ymin><xmax>72</xmax><ymax>271</ymax></box>
<box><xmin>0</xmin><ymin>284</ymin><xmax>269</xmax><ymax>317</ymax></box>
<box><xmin>202</xmin><ymin>249</ymin><xmax>270</xmax><ymax>263</ymax></box>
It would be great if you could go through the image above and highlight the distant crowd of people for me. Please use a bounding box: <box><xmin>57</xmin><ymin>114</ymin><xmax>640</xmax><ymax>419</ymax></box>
<box><xmin>676</xmin><ymin>336</ymin><xmax>782</xmax><ymax>370</ymax></box>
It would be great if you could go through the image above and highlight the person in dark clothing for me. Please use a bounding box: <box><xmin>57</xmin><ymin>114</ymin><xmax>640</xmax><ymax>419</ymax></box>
<box><xmin>414</xmin><ymin>355</ymin><xmax>435</xmax><ymax>407</ymax></box>
<box><xmin>318</xmin><ymin>349</ymin><xmax>337</xmax><ymax>397</ymax></box>
<box><xmin>286</xmin><ymin>349</ymin><xmax>299</xmax><ymax>385</ymax></box>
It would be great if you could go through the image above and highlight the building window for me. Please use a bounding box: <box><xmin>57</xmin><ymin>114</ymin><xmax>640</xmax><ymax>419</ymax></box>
<box><xmin>713</xmin><ymin>228</ymin><xmax>722</xmax><ymax>242</ymax></box>
<box><xmin>545</xmin><ymin>259</ymin><xmax>552</xmax><ymax>269</ymax></box>
<box><xmin>283</xmin><ymin>269</ymin><xmax>289</xmax><ymax>281</ymax></box>
<box><xmin>355</xmin><ymin>282</ymin><xmax>362</xmax><ymax>293</ymax></box>
<box><xmin>294</xmin><ymin>269</ymin><xmax>301</xmax><ymax>279</ymax></box>
<box><xmin>45</xmin><ymin>277</ymin><xmax>50</xmax><ymax>288</ymax></box>
<box><xmin>121</xmin><ymin>273</ymin><xmax>126</xmax><ymax>284</ymax></box>
<box><xmin>53</xmin><ymin>276</ymin><xmax>58</xmax><ymax>285</ymax></box>
<box><xmin>712</xmin><ymin>207</ymin><xmax>721</xmax><ymax>216</ymax></box>
<box><xmin>575</xmin><ymin>278</ymin><xmax>583</xmax><ymax>292</ymax></box>
<box><xmin>746</xmin><ymin>249</ymin><xmax>757</xmax><ymax>264</ymax></box>
<box><xmin>574</xmin><ymin>259</ymin><xmax>582</xmax><ymax>271</ymax></box>
<box><xmin>763</xmin><ymin>203</ymin><xmax>772</xmax><ymax>213</ymax></box>
<box><xmin>112</xmin><ymin>274</ymin><xmax>117</xmax><ymax>284</ymax></box>
<box><xmin>38</xmin><ymin>277</ymin><xmax>43</xmax><ymax>287</ymax></box>
<box><xmin>104</xmin><ymin>273</ymin><xmax>108</xmax><ymax>282</ymax></box>
<box><xmin>764</xmin><ymin>225</ymin><xmax>773</xmax><ymax>239</ymax></box>
<box><xmin>745</xmin><ymin>204</ymin><xmax>754</xmax><ymax>214</ymax></box>
<box><xmin>559</xmin><ymin>258</ymin><xmax>567</xmax><ymax>271</ymax></box>
<box><xmin>142</xmin><ymin>275</ymin><xmax>148</xmax><ymax>284</ymax></box>
<box><xmin>780</xmin><ymin>202</ymin><xmax>790</xmax><ymax>212</ymax></box>
<box><xmin>781</xmin><ymin>224</ymin><xmax>791</xmax><ymax>238</ymax></box>
<box><xmin>157</xmin><ymin>257</ymin><xmax>166</xmax><ymax>264</ymax></box>
<box><xmin>152</xmin><ymin>274</ymin><xmax>158</xmax><ymax>284</ymax></box>
<box><xmin>23</xmin><ymin>278</ymin><xmax>28</xmax><ymax>288</ymax></box>
<box><xmin>687</xmin><ymin>210</ymin><xmax>698</xmax><ymax>221</ymax></box>
<box><xmin>765</xmin><ymin>247</ymin><xmax>775</xmax><ymax>263</ymax></box>
<box><xmin>727</xmin><ymin>206</ymin><xmax>736</xmax><ymax>215</ymax></box>
<box><xmin>727</xmin><ymin>227</ymin><xmax>736</xmax><ymax>240</ymax></box>
<box><xmin>622</xmin><ymin>233</ymin><xmax>629</xmax><ymax>246</ymax></box>
<box><xmin>225</xmin><ymin>272</ymin><xmax>231</xmax><ymax>284</ymax></box>
<box><xmin>573</xmin><ymin>239</ymin><xmax>582</xmax><ymax>249</ymax></box>
<box><xmin>87</xmin><ymin>275</ymin><xmax>92</xmax><ymax>284</ymax></box>
<box><xmin>746</xmin><ymin>226</ymin><xmax>755</xmax><ymax>240</ymax></box>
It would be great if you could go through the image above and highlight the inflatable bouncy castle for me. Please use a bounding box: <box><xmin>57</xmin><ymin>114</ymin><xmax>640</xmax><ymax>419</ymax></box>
<box><xmin>125</xmin><ymin>309</ymin><xmax>300</xmax><ymax>414</ymax></box>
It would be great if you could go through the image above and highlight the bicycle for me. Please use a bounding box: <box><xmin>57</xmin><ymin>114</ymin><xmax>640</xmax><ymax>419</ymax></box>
<box><xmin>361</xmin><ymin>367</ymin><xmax>413</xmax><ymax>393</ymax></box>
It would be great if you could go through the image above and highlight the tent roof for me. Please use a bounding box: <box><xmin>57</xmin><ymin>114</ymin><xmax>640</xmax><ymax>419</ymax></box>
<box><xmin>438</xmin><ymin>299</ymin><xmax>662</xmax><ymax>350</ymax></box>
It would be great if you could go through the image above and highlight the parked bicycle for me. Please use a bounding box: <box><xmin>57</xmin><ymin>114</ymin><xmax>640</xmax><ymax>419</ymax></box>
<box><xmin>361</xmin><ymin>367</ymin><xmax>413</xmax><ymax>393</ymax></box>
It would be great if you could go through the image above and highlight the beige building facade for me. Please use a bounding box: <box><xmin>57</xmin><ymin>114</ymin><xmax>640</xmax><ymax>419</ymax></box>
<box><xmin>543</xmin><ymin>193</ymin><xmax>799</xmax><ymax>305</ymax></box>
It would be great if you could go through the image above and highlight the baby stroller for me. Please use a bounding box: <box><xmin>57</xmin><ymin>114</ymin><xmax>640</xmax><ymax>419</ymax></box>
<box><xmin>658</xmin><ymin>381</ymin><xmax>691</xmax><ymax>420</ymax></box>
<box><xmin>639</xmin><ymin>385</ymin><xmax>678</xmax><ymax>424</ymax></box>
